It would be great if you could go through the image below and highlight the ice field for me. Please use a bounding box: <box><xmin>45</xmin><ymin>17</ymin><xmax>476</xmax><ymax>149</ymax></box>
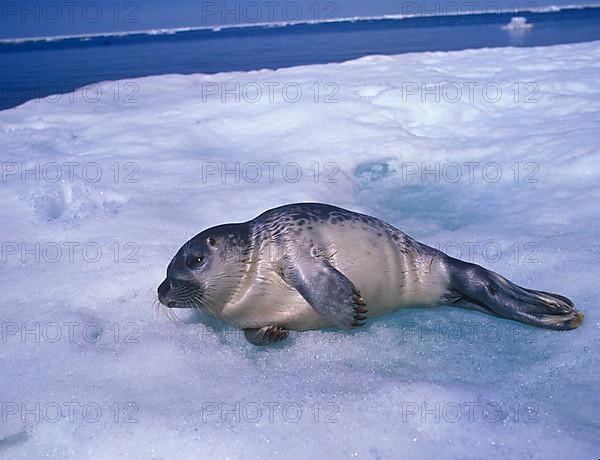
<box><xmin>0</xmin><ymin>40</ymin><xmax>599</xmax><ymax>458</ymax></box>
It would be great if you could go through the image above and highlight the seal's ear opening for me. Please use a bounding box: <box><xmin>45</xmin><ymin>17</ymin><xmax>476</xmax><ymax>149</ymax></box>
<box><xmin>207</xmin><ymin>236</ymin><xmax>217</xmax><ymax>248</ymax></box>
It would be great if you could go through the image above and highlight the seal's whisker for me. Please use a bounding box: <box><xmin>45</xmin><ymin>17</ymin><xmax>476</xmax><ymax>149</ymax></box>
<box><xmin>152</xmin><ymin>298</ymin><xmax>162</xmax><ymax>318</ymax></box>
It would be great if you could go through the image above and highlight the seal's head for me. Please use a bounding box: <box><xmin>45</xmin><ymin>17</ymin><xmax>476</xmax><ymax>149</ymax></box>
<box><xmin>157</xmin><ymin>224</ymin><xmax>249</xmax><ymax>311</ymax></box>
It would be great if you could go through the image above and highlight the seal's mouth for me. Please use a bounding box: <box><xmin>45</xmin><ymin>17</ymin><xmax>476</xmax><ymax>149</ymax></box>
<box><xmin>157</xmin><ymin>278</ymin><xmax>204</xmax><ymax>309</ymax></box>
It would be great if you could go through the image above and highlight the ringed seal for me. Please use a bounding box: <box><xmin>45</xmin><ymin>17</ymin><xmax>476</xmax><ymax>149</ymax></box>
<box><xmin>157</xmin><ymin>203</ymin><xmax>583</xmax><ymax>345</ymax></box>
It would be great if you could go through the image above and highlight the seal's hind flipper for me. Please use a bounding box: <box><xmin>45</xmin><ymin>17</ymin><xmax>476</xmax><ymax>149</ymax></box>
<box><xmin>281</xmin><ymin>256</ymin><xmax>367</xmax><ymax>328</ymax></box>
<box><xmin>445</xmin><ymin>256</ymin><xmax>584</xmax><ymax>330</ymax></box>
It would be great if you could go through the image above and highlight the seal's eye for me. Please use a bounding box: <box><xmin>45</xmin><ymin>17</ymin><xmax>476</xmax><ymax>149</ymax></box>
<box><xmin>187</xmin><ymin>254</ymin><xmax>205</xmax><ymax>269</ymax></box>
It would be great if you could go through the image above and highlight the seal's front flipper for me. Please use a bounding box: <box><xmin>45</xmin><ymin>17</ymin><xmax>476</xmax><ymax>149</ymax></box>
<box><xmin>446</xmin><ymin>256</ymin><xmax>584</xmax><ymax>330</ymax></box>
<box><xmin>281</xmin><ymin>257</ymin><xmax>368</xmax><ymax>328</ymax></box>
<box><xmin>244</xmin><ymin>326</ymin><xmax>289</xmax><ymax>346</ymax></box>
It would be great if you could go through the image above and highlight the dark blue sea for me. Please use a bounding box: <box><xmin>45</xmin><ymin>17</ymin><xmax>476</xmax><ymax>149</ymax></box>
<box><xmin>2</xmin><ymin>6</ymin><xmax>600</xmax><ymax>111</ymax></box>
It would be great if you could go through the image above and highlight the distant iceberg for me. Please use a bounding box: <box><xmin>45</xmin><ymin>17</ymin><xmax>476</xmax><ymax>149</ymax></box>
<box><xmin>502</xmin><ymin>16</ymin><xmax>534</xmax><ymax>30</ymax></box>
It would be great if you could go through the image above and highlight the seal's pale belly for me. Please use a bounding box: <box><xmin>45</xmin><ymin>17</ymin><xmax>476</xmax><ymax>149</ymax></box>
<box><xmin>220</xmin><ymin>220</ymin><xmax>450</xmax><ymax>331</ymax></box>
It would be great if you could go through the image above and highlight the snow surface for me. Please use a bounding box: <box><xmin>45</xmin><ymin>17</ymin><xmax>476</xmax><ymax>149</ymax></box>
<box><xmin>1</xmin><ymin>41</ymin><xmax>599</xmax><ymax>459</ymax></box>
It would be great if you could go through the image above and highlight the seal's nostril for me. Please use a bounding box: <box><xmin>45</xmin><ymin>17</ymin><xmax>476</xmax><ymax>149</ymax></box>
<box><xmin>167</xmin><ymin>301</ymin><xmax>176</xmax><ymax>308</ymax></box>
